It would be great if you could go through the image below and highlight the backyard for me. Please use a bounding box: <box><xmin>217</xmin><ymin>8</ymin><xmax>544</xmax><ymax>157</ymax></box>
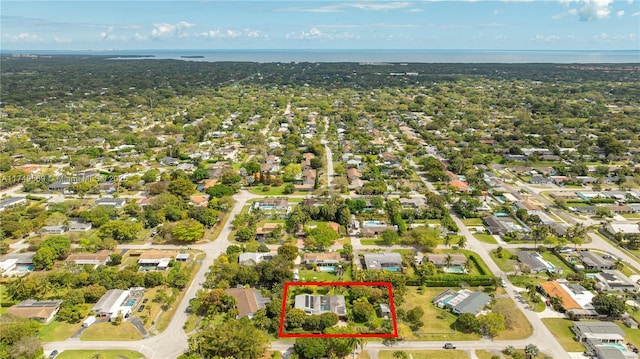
<box><xmin>489</xmin><ymin>248</ymin><xmax>516</xmax><ymax>272</ymax></box>
<box><xmin>38</xmin><ymin>321</ymin><xmax>81</xmax><ymax>342</ymax></box>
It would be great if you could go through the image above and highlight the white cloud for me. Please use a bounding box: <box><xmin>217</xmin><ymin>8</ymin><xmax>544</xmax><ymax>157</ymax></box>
<box><xmin>632</xmin><ymin>12</ymin><xmax>640</xmax><ymax>16</ymax></box>
<box><xmin>409</xmin><ymin>8</ymin><xmax>424</xmax><ymax>12</ymax></box>
<box><xmin>197</xmin><ymin>29</ymin><xmax>262</xmax><ymax>39</ymax></box>
<box><xmin>617</xmin><ymin>10</ymin><xmax>624</xmax><ymax>17</ymax></box>
<box><xmin>2</xmin><ymin>32</ymin><xmax>42</xmax><ymax>43</ymax></box>
<box><xmin>151</xmin><ymin>21</ymin><xmax>194</xmax><ymax>39</ymax></box>
<box><xmin>133</xmin><ymin>33</ymin><xmax>148</xmax><ymax>41</ymax></box>
<box><xmin>286</xmin><ymin>27</ymin><xmax>359</xmax><ymax>40</ymax></box>
<box><xmin>555</xmin><ymin>0</ymin><xmax>613</xmax><ymax>21</ymax></box>
<box><xmin>53</xmin><ymin>36</ymin><xmax>71</xmax><ymax>43</ymax></box>
<box><xmin>100</xmin><ymin>26</ymin><xmax>117</xmax><ymax>41</ymax></box>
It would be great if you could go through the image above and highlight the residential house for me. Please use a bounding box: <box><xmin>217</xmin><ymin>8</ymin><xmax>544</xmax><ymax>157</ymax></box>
<box><xmin>517</xmin><ymin>251</ymin><xmax>560</xmax><ymax>274</ymax></box>
<box><xmin>606</xmin><ymin>222</ymin><xmax>640</xmax><ymax>235</ymax></box>
<box><xmin>41</xmin><ymin>225</ymin><xmax>66</xmax><ymax>235</ymax></box>
<box><xmin>579</xmin><ymin>251</ymin><xmax>615</xmax><ymax>271</ymax></box>
<box><xmin>176</xmin><ymin>253</ymin><xmax>190</xmax><ymax>262</ymax></box>
<box><xmin>0</xmin><ymin>252</ymin><xmax>35</xmax><ymax>273</ymax></box>
<box><xmin>433</xmin><ymin>289</ymin><xmax>491</xmax><ymax>316</ymax></box>
<box><xmin>68</xmin><ymin>220</ymin><xmax>92</xmax><ymax>232</ymax></box>
<box><xmin>225</xmin><ymin>287</ymin><xmax>271</xmax><ymax>319</ymax></box>
<box><xmin>253</xmin><ymin>198</ymin><xmax>289</xmax><ymax>212</ymax></box>
<box><xmin>197</xmin><ymin>179</ymin><xmax>218</xmax><ymax>191</ymax></box>
<box><xmin>572</xmin><ymin>322</ymin><xmax>631</xmax><ymax>358</ymax></box>
<box><xmin>380</xmin><ymin>152</ymin><xmax>400</xmax><ymax>167</ymax></box>
<box><xmin>594</xmin><ymin>270</ymin><xmax>639</xmax><ymax>292</ymax></box>
<box><xmin>538</xmin><ymin>282</ymin><xmax>598</xmax><ymax>319</ymax></box>
<box><xmin>346</xmin><ymin>168</ymin><xmax>362</xmax><ymax>183</ymax></box>
<box><xmin>189</xmin><ymin>195</ymin><xmax>209</xmax><ymax>207</ymax></box>
<box><xmin>302</xmin><ymin>252</ymin><xmax>341</xmax><ymax>268</ymax></box>
<box><xmin>0</xmin><ymin>197</ymin><xmax>27</xmax><ymax>212</ymax></box>
<box><xmin>91</xmin><ymin>289</ymin><xmax>132</xmax><ymax>320</ymax></box>
<box><xmin>294</xmin><ymin>294</ymin><xmax>347</xmax><ymax>317</ymax></box>
<box><xmin>426</xmin><ymin>253</ymin><xmax>467</xmax><ymax>267</ymax></box>
<box><xmin>95</xmin><ymin>197</ymin><xmax>126</xmax><ymax>208</ymax></box>
<box><xmin>137</xmin><ymin>250</ymin><xmax>177</xmax><ymax>271</ymax></box>
<box><xmin>176</xmin><ymin>163</ymin><xmax>195</xmax><ymax>172</ymax></box>
<box><xmin>5</xmin><ymin>300</ymin><xmax>63</xmax><ymax>324</ymax></box>
<box><xmin>363</xmin><ymin>253</ymin><xmax>402</xmax><ymax>272</ymax></box>
<box><xmin>483</xmin><ymin>215</ymin><xmax>528</xmax><ymax>235</ymax></box>
<box><xmin>159</xmin><ymin>157</ymin><xmax>179</xmax><ymax>166</ymax></box>
<box><xmin>238</xmin><ymin>252</ymin><xmax>274</xmax><ymax>266</ymax></box>
<box><xmin>66</xmin><ymin>250</ymin><xmax>111</xmax><ymax>267</ymax></box>
<box><xmin>255</xmin><ymin>223</ymin><xmax>281</xmax><ymax>241</ymax></box>
<box><xmin>379</xmin><ymin>304</ymin><xmax>392</xmax><ymax>319</ymax></box>
<box><xmin>530</xmin><ymin>176</ymin><xmax>551</xmax><ymax>185</ymax></box>
<box><xmin>399</xmin><ymin>197</ymin><xmax>427</xmax><ymax>209</ymax></box>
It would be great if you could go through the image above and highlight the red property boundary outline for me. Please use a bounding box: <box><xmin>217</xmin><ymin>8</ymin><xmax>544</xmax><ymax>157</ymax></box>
<box><xmin>278</xmin><ymin>281</ymin><xmax>399</xmax><ymax>338</ymax></box>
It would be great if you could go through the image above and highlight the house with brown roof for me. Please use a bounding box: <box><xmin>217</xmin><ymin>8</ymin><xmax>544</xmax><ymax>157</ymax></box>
<box><xmin>302</xmin><ymin>252</ymin><xmax>341</xmax><ymax>266</ymax></box>
<box><xmin>346</xmin><ymin>168</ymin><xmax>362</xmax><ymax>182</ymax></box>
<box><xmin>66</xmin><ymin>250</ymin><xmax>111</xmax><ymax>267</ymax></box>
<box><xmin>449</xmin><ymin>180</ymin><xmax>470</xmax><ymax>192</ymax></box>
<box><xmin>256</xmin><ymin>223</ymin><xmax>281</xmax><ymax>240</ymax></box>
<box><xmin>224</xmin><ymin>287</ymin><xmax>271</xmax><ymax>319</ymax></box>
<box><xmin>190</xmin><ymin>195</ymin><xmax>209</xmax><ymax>207</ymax></box>
<box><xmin>5</xmin><ymin>300</ymin><xmax>62</xmax><ymax>324</ymax></box>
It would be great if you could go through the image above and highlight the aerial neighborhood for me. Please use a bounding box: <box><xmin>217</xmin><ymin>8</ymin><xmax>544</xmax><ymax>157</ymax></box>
<box><xmin>0</xmin><ymin>57</ymin><xmax>639</xmax><ymax>359</ymax></box>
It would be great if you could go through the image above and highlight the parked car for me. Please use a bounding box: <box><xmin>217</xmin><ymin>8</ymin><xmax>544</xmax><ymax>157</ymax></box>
<box><xmin>138</xmin><ymin>304</ymin><xmax>145</xmax><ymax>312</ymax></box>
<box><xmin>142</xmin><ymin>298</ymin><xmax>148</xmax><ymax>304</ymax></box>
<box><xmin>443</xmin><ymin>343</ymin><xmax>456</xmax><ymax>349</ymax></box>
<box><xmin>49</xmin><ymin>350</ymin><xmax>59</xmax><ymax>359</ymax></box>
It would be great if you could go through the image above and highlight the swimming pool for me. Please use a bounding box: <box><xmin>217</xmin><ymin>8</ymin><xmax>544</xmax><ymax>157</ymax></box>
<box><xmin>124</xmin><ymin>299</ymin><xmax>137</xmax><ymax>307</ymax></box>
<box><xmin>585</xmin><ymin>273</ymin><xmax>597</xmax><ymax>279</ymax></box>
<box><xmin>318</xmin><ymin>266</ymin><xmax>335</xmax><ymax>272</ymax></box>
<box><xmin>600</xmin><ymin>343</ymin><xmax>627</xmax><ymax>351</ymax></box>
<box><xmin>363</xmin><ymin>220</ymin><xmax>385</xmax><ymax>227</ymax></box>
<box><xmin>445</xmin><ymin>266</ymin><xmax>465</xmax><ymax>274</ymax></box>
<box><xmin>16</xmin><ymin>265</ymin><xmax>35</xmax><ymax>271</ymax></box>
<box><xmin>383</xmin><ymin>267</ymin><xmax>401</xmax><ymax>272</ymax></box>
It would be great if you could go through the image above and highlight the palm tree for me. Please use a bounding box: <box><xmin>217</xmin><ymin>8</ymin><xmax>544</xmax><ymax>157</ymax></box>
<box><xmin>393</xmin><ymin>351</ymin><xmax>409</xmax><ymax>359</ymax></box>
<box><xmin>531</xmin><ymin>225</ymin><xmax>549</xmax><ymax>250</ymax></box>
<box><xmin>524</xmin><ymin>343</ymin><xmax>539</xmax><ymax>359</ymax></box>
<box><xmin>445</xmin><ymin>254</ymin><xmax>453</xmax><ymax>269</ymax></box>
<box><xmin>444</xmin><ymin>234</ymin><xmax>452</xmax><ymax>248</ymax></box>
<box><xmin>457</xmin><ymin>236</ymin><xmax>467</xmax><ymax>249</ymax></box>
<box><xmin>614</xmin><ymin>258</ymin><xmax>624</xmax><ymax>270</ymax></box>
<box><xmin>566</xmin><ymin>223</ymin><xmax>586</xmax><ymax>249</ymax></box>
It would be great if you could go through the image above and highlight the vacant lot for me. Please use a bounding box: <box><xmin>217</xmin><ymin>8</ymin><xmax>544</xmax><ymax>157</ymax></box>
<box><xmin>401</xmin><ymin>287</ymin><xmax>481</xmax><ymax>341</ymax></box>
<box><xmin>541</xmin><ymin>318</ymin><xmax>586</xmax><ymax>352</ymax></box>
<box><xmin>489</xmin><ymin>248</ymin><xmax>516</xmax><ymax>272</ymax></box>
<box><xmin>80</xmin><ymin>322</ymin><xmax>142</xmax><ymax>341</ymax></box>
<box><xmin>474</xmin><ymin>233</ymin><xmax>498</xmax><ymax>244</ymax></box>
<box><xmin>492</xmin><ymin>297</ymin><xmax>533</xmax><ymax>340</ymax></box>
<box><xmin>38</xmin><ymin>321</ymin><xmax>81</xmax><ymax>342</ymax></box>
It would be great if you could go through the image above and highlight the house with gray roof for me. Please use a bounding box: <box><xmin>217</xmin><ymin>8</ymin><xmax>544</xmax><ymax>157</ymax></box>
<box><xmin>595</xmin><ymin>270</ymin><xmax>639</xmax><ymax>292</ymax></box>
<box><xmin>95</xmin><ymin>197</ymin><xmax>126</xmax><ymax>208</ymax></box>
<box><xmin>363</xmin><ymin>252</ymin><xmax>402</xmax><ymax>272</ymax></box>
<box><xmin>433</xmin><ymin>289</ymin><xmax>491</xmax><ymax>316</ymax></box>
<box><xmin>580</xmin><ymin>251</ymin><xmax>615</xmax><ymax>271</ymax></box>
<box><xmin>517</xmin><ymin>251</ymin><xmax>560</xmax><ymax>274</ymax></box>
<box><xmin>0</xmin><ymin>197</ymin><xmax>27</xmax><ymax>212</ymax></box>
<box><xmin>294</xmin><ymin>294</ymin><xmax>346</xmax><ymax>317</ymax></box>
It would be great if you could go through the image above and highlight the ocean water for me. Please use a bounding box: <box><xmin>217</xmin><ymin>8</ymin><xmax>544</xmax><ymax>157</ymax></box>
<box><xmin>32</xmin><ymin>49</ymin><xmax>640</xmax><ymax>64</ymax></box>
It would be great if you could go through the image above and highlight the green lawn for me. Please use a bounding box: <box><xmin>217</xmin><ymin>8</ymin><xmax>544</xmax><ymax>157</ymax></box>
<box><xmin>541</xmin><ymin>318</ymin><xmax>586</xmax><ymax>352</ymax></box>
<box><xmin>80</xmin><ymin>322</ymin><xmax>142</xmax><ymax>341</ymax></box>
<box><xmin>540</xmin><ymin>251</ymin><xmax>574</xmax><ymax>274</ymax></box>
<box><xmin>474</xmin><ymin>233</ymin><xmax>498</xmax><ymax>244</ymax></box>
<box><xmin>462</xmin><ymin>218</ymin><xmax>484</xmax><ymax>226</ymax></box>
<box><xmin>507</xmin><ymin>274</ymin><xmax>549</xmax><ymax>288</ymax></box>
<box><xmin>617</xmin><ymin>321</ymin><xmax>640</xmax><ymax>348</ymax></box>
<box><xmin>360</xmin><ymin>239</ymin><xmax>386</xmax><ymax>245</ymax></box>
<box><xmin>298</xmin><ymin>266</ymin><xmax>352</xmax><ymax>282</ymax></box>
<box><xmin>379</xmin><ymin>350</ymin><xmax>468</xmax><ymax>359</ymax></box>
<box><xmin>38</xmin><ymin>321</ymin><xmax>81</xmax><ymax>342</ymax></box>
<box><xmin>56</xmin><ymin>350</ymin><xmax>144</xmax><ymax>359</ymax></box>
<box><xmin>621</xmin><ymin>213</ymin><xmax>640</xmax><ymax>220</ymax></box>
<box><xmin>402</xmin><ymin>287</ymin><xmax>481</xmax><ymax>341</ymax></box>
<box><xmin>492</xmin><ymin>297</ymin><xmax>533</xmax><ymax>340</ymax></box>
<box><xmin>489</xmin><ymin>248</ymin><xmax>516</xmax><ymax>272</ymax></box>
<box><xmin>475</xmin><ymin>350</ymin><xmax>500</xmax><ymax>359</ymax></box>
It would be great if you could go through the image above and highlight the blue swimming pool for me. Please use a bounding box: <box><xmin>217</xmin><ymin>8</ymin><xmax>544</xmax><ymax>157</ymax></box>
<box><xmin>384</xmin><ymin>267</ymin><xmax>401</xmax><ymax>272</ymax></box>
<box><xmin>16</xmin><ymin>265</ymin><xmax>34</xmax><ymax>271</ymax></box>
<box><xmin>318</xmin><ymin>266</ymin><xmax>335</xmax><ymax>272</ymax></box>
<box><xmin>445</xmin><ymin>266</ymin><xmax>465</xmax><ymax>273</ymax></box>
<box><xmin>364</xmin><ymin>220</ymin><xmax>384</xmax><ymax>227</ymax></box>
<box><xmin>124</xmin><ymin>299</ymin><xmax>137</xmax><ymax>307</ymax></box>
<box><xmin>600</xmin><ymin>343</ymin><xmax>627</xmax><ymax>351</ymax></box>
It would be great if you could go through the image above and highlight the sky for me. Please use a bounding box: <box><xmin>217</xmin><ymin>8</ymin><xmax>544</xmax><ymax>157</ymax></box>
<box><xmin>1</xmin><ymin>0</ymin><xmax>639</xmax><ymax>51</ymax></box>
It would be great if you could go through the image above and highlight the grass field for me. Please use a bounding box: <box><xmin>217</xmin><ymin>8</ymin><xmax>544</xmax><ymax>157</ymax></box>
<box><xmin>80</xmin><ymin>322</ymin><xmax>142</xmax><ymax>341</ymax></box>
<box><xmin>156</xmin><ymin>262</ymin><xmax>200</xmax><ymax>332</ymax></box>
<box><xmin>56</xmin><ymin>350</ymin><xmax>144</xmax><ymax>359</ymax></box>
<box><xmin>360</xmin><ymin>239</ymin><xmax>386</xmax><ymax>245</ymax></box>
<box><xmin>489</xmin><ymin>248</ymin><xmax>516</xmax><ymax>272</ymax></box>
<box><xmin>462</xmin><ymin>218</ymin><xmax>484</xmax><ymax>226</ymax></box>
<box><xmin>507</xmin><ymin>274</ymin><xmax>548</xmax><ymax>288</ymax></box>
<box><xmin>474</xmin><ymin>233</ymin><xmax>498</xmax><ymax>244</ymax></box>
<box><xmin>540</xmin><ymin>251</ymin><xmax>574</xmax><ymax>274</ymax></box>
<box><xmin>38</xmin><ymin>321</ymin><xmax>81</xmax><ymax>342</ymax></box>
<box><xmin>379</xmin><ymin>350</ymin><xmax>469</xmax><ymax>359</ymax></box>
<box><xmin>402</xmin><ymin>287</ymin><xmax>481</xmax><ymax>341</ymax></box>
<box><xmin>541</xmin><ymin>318</ymin><xmax>586</xmax><ymax>352</ymax></box>
<box><xmin>492</xmin><ymin>297</ymin><xmax>533</xmax><ymax>340</ymax></box>
<box><xmin>475</xmin><ymin>350</ymin><xmax>501</xmax><ymax>359</ymax></box>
